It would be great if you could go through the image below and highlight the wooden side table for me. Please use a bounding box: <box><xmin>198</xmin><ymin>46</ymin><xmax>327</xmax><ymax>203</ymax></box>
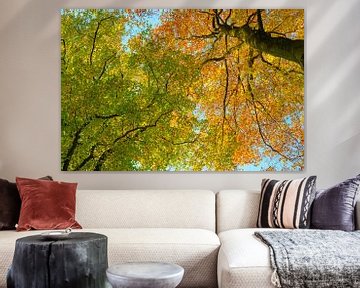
<box><xmin>7</xmin><ymin>232</ymin><xmax>108</xmax><ymax>288</ymax></box>
<box><xmin>106</xmin><ymin>262</ymin><xmax>184</xmax><ymax>288</ymax></box>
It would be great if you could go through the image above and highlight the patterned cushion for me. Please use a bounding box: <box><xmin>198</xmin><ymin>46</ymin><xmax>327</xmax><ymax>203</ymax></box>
<box><xmin>257</xmin><ymin>176</ymin><xmax>316</xmax><ymax>229</ymax></box>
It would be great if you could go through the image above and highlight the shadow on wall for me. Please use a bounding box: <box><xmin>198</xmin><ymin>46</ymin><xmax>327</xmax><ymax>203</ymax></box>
<box><xmin>307</xmin><ymin>0</ymin><xmax>360</xmax><ymax>145</ymax></box>
<box><xmin>308</xmin><ymin>0</ymin><xmax>360</xmax><ymax>108</ymax></box>
<box><xmin>0</xmin><ymin>0</ymin><xmax>67</xmax><ymax>35</ymax></box>
<box><xmin>305</xmin><ymin>0</ymin><xmax>360</xmax><ymax>184</ymax></box>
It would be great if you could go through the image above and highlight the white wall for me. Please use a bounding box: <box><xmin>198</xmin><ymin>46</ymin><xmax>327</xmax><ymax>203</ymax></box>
<box><xmin>0</xmin><ymin>0</ymin><xmax>359</xmax><ymax>190</ymax></box>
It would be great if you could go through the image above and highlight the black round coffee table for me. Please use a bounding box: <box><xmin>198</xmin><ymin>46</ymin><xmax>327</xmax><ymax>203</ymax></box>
<box><xmin>7</xmin><ymin>232</ymin><xmax>108</xmax><ymax>288</ymax></box>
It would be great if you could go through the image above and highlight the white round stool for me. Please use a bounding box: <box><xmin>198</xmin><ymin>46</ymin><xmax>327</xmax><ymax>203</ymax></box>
<box><xmin>106</xmin><ymin>262</ymin><xmax>184</xmax><ymax>288</ymax></box>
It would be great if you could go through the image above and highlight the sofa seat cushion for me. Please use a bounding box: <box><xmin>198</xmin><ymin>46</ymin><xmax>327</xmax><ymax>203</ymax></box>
<box><xmin>102</xmin><ymin>228</ymin><xmax>220</xmax><ymax>288</ymax></box>
<box><xmin>218</xmin><ymin>228</ymin><xmax>281</xmax><ymax>288</ymax></box>
<box><xmin>0</xmin><ymin>228</ymin><xmax>219</xmax><ymax>288</ymax></box>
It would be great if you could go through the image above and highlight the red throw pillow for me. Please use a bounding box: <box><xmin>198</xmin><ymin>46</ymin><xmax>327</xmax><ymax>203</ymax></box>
<box><xmin>0</xmin><ymin>176</ymin><xmax>52</xmax><ymax>230</ymax></box>
<box><xmin>16</xmin><ymin>177</ymin><xmax>82</xmax><ymax>231</ymax></box>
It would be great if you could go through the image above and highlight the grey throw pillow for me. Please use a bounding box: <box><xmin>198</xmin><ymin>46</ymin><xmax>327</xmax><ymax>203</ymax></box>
<box><xmin>311</xmin><ymin>174</ymin><xmax>360</xmax><ymax>231</ymax></box>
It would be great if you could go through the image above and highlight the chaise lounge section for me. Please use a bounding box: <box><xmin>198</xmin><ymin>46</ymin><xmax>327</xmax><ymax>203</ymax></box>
<box><xmin>216</xmin><ymin>189</ymin><xmax>360</xmax><ymax>288</ymax></box>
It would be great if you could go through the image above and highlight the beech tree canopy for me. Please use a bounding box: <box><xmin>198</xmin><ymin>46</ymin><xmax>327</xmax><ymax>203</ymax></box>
<box><xmin>61</xmin><ymin>9</ymin><xmax>304</xmax><ymax>171</ymax></box>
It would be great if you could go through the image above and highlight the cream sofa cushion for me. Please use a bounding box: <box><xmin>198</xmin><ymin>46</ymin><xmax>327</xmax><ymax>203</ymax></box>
<box><xmin>104</xmin><ymin>228</ymin><xmax>219</xmax><ymax>288</ymax></box>
<box><xmin>0</xmin><ymin>228</ymin><xmax>219</xmax><ymax>288</ymax></box>
<box><xmin>217</xmin><ymin>228</ymin><xmax>275</xmax><ymax>288</ymax></box>
<box><xmin>76</xmin><ymin>190</ymin><xmax>216</xmax><ymax>231</ymax></box>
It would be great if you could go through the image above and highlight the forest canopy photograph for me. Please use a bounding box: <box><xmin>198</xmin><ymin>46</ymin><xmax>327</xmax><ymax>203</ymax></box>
<box><xmin>61</xmin><ymin>9</ymin><xmax>304</xmax><ymax>171</ymax></box>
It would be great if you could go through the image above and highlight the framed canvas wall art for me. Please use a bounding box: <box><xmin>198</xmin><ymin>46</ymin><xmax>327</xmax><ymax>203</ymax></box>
<box><xmin>61</xmin><ymin>9</ymin><xmax>304</xmax><ymax>171</ymax></box>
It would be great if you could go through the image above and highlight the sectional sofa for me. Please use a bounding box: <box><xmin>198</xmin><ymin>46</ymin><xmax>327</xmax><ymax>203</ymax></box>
<box><xmin>0</xmin><ymin>189</ymin><xmax>359</xmax><ymax>288</ymax></box>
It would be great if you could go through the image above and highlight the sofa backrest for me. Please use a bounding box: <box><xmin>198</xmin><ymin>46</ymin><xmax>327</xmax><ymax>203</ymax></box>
<box><xmin>216</xmin><ymin>190</ymin><xmax>260</xmax><ymax>233</ymax></box>
<box><xmin>217</xmin><ymin>190</ymin><xmax>360</xmax><ymax>233</ymax></box>
<box><xmin>76</xmin><ymin>190</ymin><xmax>216</xmax><ymax>231</ymax></box>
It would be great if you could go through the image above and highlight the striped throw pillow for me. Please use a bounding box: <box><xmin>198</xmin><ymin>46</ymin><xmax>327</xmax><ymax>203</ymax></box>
<box><xmin>257</xmin><ymin>176</ymin><xmax>317</xmax><ymax>229</ymax></box>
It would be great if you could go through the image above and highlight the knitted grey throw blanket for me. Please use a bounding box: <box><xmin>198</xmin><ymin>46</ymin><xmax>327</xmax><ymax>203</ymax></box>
<box><xmin>254</xmin><ymin>230</ymin><xmax>360</xmax><ymax>288</ymax></box>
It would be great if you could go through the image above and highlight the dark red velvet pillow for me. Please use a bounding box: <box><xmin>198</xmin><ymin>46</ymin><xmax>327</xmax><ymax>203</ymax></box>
<box><xmin>0</xmin><ymin>176</ymin><xmax>53</xmax><ymax>230</ymax></box>
<box><xmin>16</xmin><ymin>177</ymin><xmax>82</xmax><ymax>231</ymax></box>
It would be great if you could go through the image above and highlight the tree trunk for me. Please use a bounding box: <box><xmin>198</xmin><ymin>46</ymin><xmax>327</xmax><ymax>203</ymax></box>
<box><xmin>7</xmin><ymin>232</ymin><xmax>108</xmax><ymax>288</ymax></box>
<box><xmin>223</xmin><ymin>24</ymin><xmax>304</xmax><ymax>69</ymax></box>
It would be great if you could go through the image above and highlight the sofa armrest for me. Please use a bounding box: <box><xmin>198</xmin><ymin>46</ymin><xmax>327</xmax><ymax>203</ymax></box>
<box><xmin>356</xmin><ymin>200</ymin><xmax>360</xmax><ymax>230</ymax></box>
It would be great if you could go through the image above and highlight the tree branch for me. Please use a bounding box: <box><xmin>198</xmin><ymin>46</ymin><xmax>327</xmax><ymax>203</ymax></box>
<box><xmin>89</xmin><ymin>22</ymin><xmax>100</xmax><ymax>66</ymax></box>
<box><xmin>198</xmin><ymin>10</ymin><xmax>215</xmax><ymax>17</ymax></box>
<box><xmin>213</xmin><ymin>9</ymin><xmax>225</xmax><ymax>25</ymax></box>
<box><xmin>93</xmin><ymin>111</ymin><xmax>172</xmax><ymax>170</ymax></box>
<box><xmin>62</xmin><ymin>112</ymin><xmax>123</xmax><ymax>170</ymax></box>
<box><xmin>221</xmin><ymin>36</ymin><xmax>230</xmax><ymax>140</ymax></box>
<box><xmin>201</xmin><ymin>42</ymin><xmax>243</xmax><ymax>66</ymax></box>
<box><xmin>248</xmin><ymin>78</ymin><xmax>293</xmax><ymax>161</ymax></box>
<box><xmin>246</xmin><ymin>11</ymin><xmax>257</xmax><ymax>25</ymax></box>
<box><xmin>160</xmin><ymin>135</ymin><xmax>199</xmax><ymax>146</ymax></box>
<box><xmin>89</xmin><ymin>16</ymin><xmax>113</xmax><ymax>66</ymax></box>
<box><xmin>61</xmin><ymin>38</ymin><xmax>66</xmax><ymax>66</ymax></box>
<box><xmin>246</xmin><ymin>50</ymin><xmax>298</xmax><ymax>161</ymax></box>
<box><xmin>254</xmin><ymin>99</ymin><xmax>303</xmax><ymax>147</ymax></box>
<box><xmin>75</xmin><ymin>145</ymin><xmax>96</xmax><ymax>170</ymax></box>
<box><xmin>96</xmin><ymin>53</ymin><xmax>116</xmax><ymax>80</ymax></box>
<box><xmin>62</xmin><ymin>120</ymin><xmax>92</xmax><ymax>170</ymax></box>
<box><xmin>176</xmin><ymin>32</ymin><xmax>219</xmax><ymax>41</ymax></box>
<box><xmin>224</xmin><ymin>10</ymin><xmax>232</xmax><ymax>24</ymax></box>
<box><xmin>143</xmin><ymin>55</ymin><xmax>160</xmax><ymax>90</ymax></box>
<box><xmin>95</xmin><ymin>114</ymin><xmax>121</xmax><ymax>120</ymax></box>
<box><xmin>267</xmin><ymin>31</ymin><xmax>287</xmax><ymax>37</ymax></box>
<box><xmin>260</xmin><ymin>53</ymin><xmax>303</xmax><ymax>75</ymax></box>
<box><xmin>257</xmin><ymin>9</ymin><xmax>265</xmax><ymax>32</ymax></box>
